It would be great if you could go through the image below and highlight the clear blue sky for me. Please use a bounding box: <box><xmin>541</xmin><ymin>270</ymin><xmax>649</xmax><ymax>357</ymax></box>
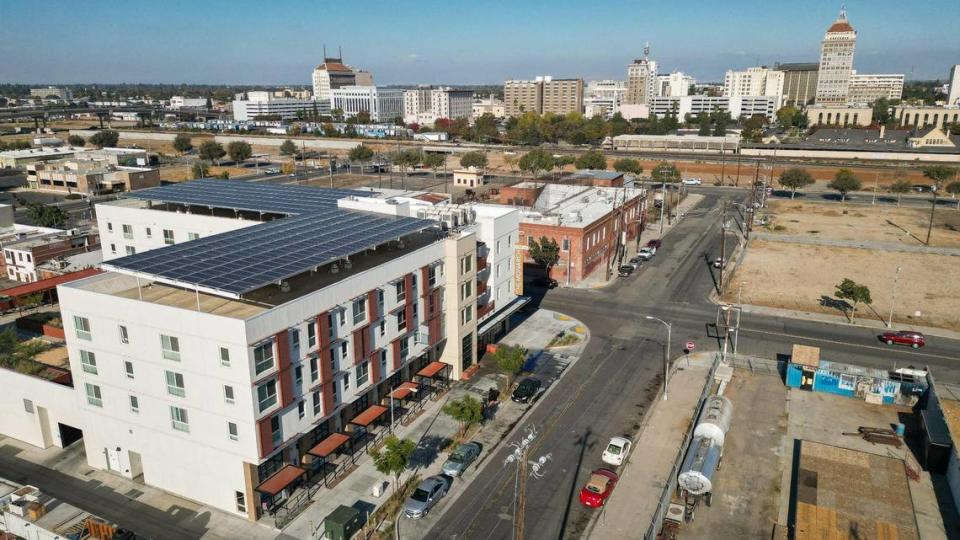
<box><xmin>1</xmin><ymin>0</ymin><xmax>957</xmax><ymax>85</ymax></box>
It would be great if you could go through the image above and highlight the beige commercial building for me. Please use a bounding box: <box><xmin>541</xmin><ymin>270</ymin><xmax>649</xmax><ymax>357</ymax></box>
<box><xmin>625</xmin><ymin>56</ymin><xmax>657</xmax><ymax>105</ymax></box>
<box><xmin>847</xmin><ymin>73</ymin><xmax>904</xmax><ymax>104</ymax></box>
<box><xmin>815</xmin><ymin>9</ymin><xmax>857</xmax><ymax>105</ymax></box>
<box><xmin>806</xmin><ymin>105</ymin><xmax>872</xmax><ymax>127</ymax></box>
<box><xmin>895</xmin><ymin>106</ymin><xmax>960</xmax><ymax>129</ymax></box>
<box><xmin>777</xmin><ymin>63</ymin><xmax>819</xmax><ymax>106</ymax></box>
<box><xmin>28</xmin><ymin>159</ymin><xmax>161</xmax><ymax>195</ymax></box>
<box><xmin>504</xmin><ymin>76</ymin><xmax>582</xmax><ymax>117</ymax></box>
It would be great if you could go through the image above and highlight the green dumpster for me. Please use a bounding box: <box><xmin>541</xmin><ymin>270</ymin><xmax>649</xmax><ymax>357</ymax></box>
<box><xmin>324</xmin><ymin>505</ymin><xmax>362</xmax><ymax>540</ymax></box>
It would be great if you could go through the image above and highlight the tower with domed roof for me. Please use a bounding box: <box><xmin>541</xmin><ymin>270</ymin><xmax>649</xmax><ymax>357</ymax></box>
<box><xmin>814</xmin><ymin>7</ymin><xmax>857</xmax><ymax>105</ymax></box>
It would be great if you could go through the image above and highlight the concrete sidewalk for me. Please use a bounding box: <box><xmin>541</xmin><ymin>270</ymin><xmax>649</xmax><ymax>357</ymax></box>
<box><xmin>283</xmin><ymin>308</ymin><xmax>588</xmax><ymax>539</ymax></box>
<box><xmin>588</xmin><ymin>353</ymin><xmax>714</xmax><ymax>540</ymax></box>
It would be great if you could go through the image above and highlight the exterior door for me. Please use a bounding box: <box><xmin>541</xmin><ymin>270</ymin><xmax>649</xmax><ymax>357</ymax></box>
<box><xmin>800</xmin><ymin>368</ymin><xmax>815</xmax><ymax>391</ymax></box>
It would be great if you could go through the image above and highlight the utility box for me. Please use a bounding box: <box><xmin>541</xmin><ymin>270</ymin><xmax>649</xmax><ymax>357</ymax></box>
<box><xmin>323</xmin><ymin>505</ymin><xmax>362</xmax><ymax>540</ymax></box>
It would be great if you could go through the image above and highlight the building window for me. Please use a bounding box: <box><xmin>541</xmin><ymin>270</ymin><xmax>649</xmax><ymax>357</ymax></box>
<box><xmin>124</xmin><ymin>360</ymin><xmax>134</xmax><ymax>379</ymax></box>
<box><xmin>379</xmin><ymin>320</ymin><xmax>385</xmax><ymax>337</ymax></box>
<box><xmin>129</xmin><ymin>395</ymin><xmax>139</xmax><ymax>413</ymax></box>
<box><xmin>461</xmin><ymin>306</ymin><xmax>473</xmax><ymax>325</ymax></box>
<box><xmin>312</xmin><ymin>390</ymin><xmax>321</xmax><ymax>415</ymax></box>
<box><xmin>160</xmin><ymin>334</ymin><xmax>180</xmax><ymax>361</ymax></box>
<box><xmin>235</xmin><ymin>491</ymin><xmax>246</xmax><ymax>514</ymax></box>
<box><xmin>397</xmin><ymin>310</ymin><xmax>407</xmax><ymax>332</ymax></box>
<box><xmin>257</xmin><ymin>379</ymin><xmax>278</xmax><ymax>413</ymax></box>
<box><xmin>125</xmin><ymin>246</ymin><xmax>136</xmax><ymax>256</ymax></box>
<box><xmin>395</xmin><ymin>281</ymin><xmax>405</xmax><ymax>302</ymax></box>
<box><xmin>270</xmin><ymin>415</ymin><xmax>281</xmax><ymax>446</ymax></box>
<box><xmin>163</xmin><ymin>229</ymin><xmax>175</xmax><ymax>245</ymax></box>
<box><xmin>356</xmin><ymin>361</ymin><xmax>369</xmax><ymax>386</ymax></box>
<box><xmin>165</xmin><ymin>371</ymin><xmax>186</xmax><ymax>397</ymax></box>
<box><xmin>188</xmin><ymin>232</ymin><xmax>200</xmax><ymax>241</ymax></box>
<box><xmin>85</xmin><ymin>383</ymin><xmax>102</xmax><ymax>407</ymax></box>
<box><xmin>107</xmin><ymin>222</ymin><xmax>113</xmax><ymax>232</ymax></box>
<box><xmin>460</xmin><ymin>280</ymin><xmax>472</xmax><ymax>301</ymax></box>
<box><xmin>340</xmin><ymin>341</ymin><xmax>348</xmax><ymax>360</ymax></box>
<box><xmin>253</xmin><ymin>341</ymin><xmax>275</xmax><ymax>375</ymax></box>
<box><xmin>145</xmin><ymin>227</ymin><xmax>152</xmax><ymax>238</ymax></box>
<box><xmin>496</xmin><ymin>240</ymin><xmax>502</xmax><ymax>254</ymax></box>
<box><xmin>224</xmin><ymin>385</ymin><xmax>235</xmax><ymax>404</ymax></box>
<box><xmin>110</xmin><ymin>243</ymin><xmax>116</xmax><ymax>254</ymax></box>
<box><xmin>562</xmin><ymin>239</ymin><xmax>570</xmax><ymax>251</ymax></box>
<box><xmin>220</xmin><ymin>347</ymin><xmax>230</xmax><ymax>366</ymax></box>
<box><xmin>462</xmin><ymin>333</ymin><xmax>474</xmax><ymax>370</ymax></box>
<box><xmin>23</xmin><ymin>399</ymin><xmax>34</xmax><ymax>413</ymax></box>
<box><xmin>352</xmin><ymin>297</ymin><xmax>366</xmax><ymax>325</ymax></box>
<box><xmin>74</xmin><ymin>316</ymin><xmax>91</xmax><ymax>340</ymax></box>
<box><xmin>295</xmin><ymin>365</ymin><xmax>303</xmax><ymax>387</ymax></box>
<box><xmin>461</xmin><ymin>255</ymin><xmax>472</xmax><ymax>274</ymax></box>
<box><xmin>80</xmin><ymin>350</ymin><xmax>97</xmax><ymax>374</ymax></box>
<box><xmin>170</xmin><ymin>406</ymin><xmax>189</xmax><ymax>432</ymax></box>
<box><xmin>400</xmin><ymin>337</ymin><xmax>409</xmax><ymax>360</ymax></box>
<box><xmin>307</xmin><ymin>323</ymin><xmax>316</xmax><ymax>348</ymax></box>
<box><xmin>122</xmin><ymin>224</ymin><xmax>133</xmax><ymax>239</ymax></box>
<box><xmin>118</xmin><ymin>325</ymin><xmax>129</xmax><ymax>344</ymax></box>
<box><xmin>428</xmin><ymin>266</ymin><xmax>437</xmax><ymax>287</ymax></box>
<box><xmin>343</xmin><ymin>372</ymin><xmax>351</xmax><ymax>391</ymax></box>
<box><xmin>310</xmin><ymin>355</ymin><xmax>319</xmax><ymax>382</ymax></box>
<box><xmin>228</xmin><ymin>421</ymin><xmax>239</xmax><ymax>441</ymax></box>
<box><xmin>298</xmin><ymin>401</ymin><xmax>305</xmax><ymax>419</ymax></box>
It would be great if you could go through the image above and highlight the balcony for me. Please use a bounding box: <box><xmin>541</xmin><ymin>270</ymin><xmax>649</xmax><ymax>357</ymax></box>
<box><xmin>477</xmin><ymin>301</ymin><xmax>495</xmax><ymax>319</ymax></box>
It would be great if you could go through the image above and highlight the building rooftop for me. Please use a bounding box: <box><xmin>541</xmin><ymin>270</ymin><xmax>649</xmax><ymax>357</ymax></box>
<box><xmin>514</xmin><ymin>183</ymin><xmax>643</xmax><ymax>229</ymax></box>
<box><xmin>570</xmin><ymin>170</ymin><xmax>623</xmax><ymax>181</ymax></box>
<box><xmin>745</xmin><ymin>127</ymin><xmax>960</xmax><ymax>154</ymax></box>
<box><xmin>776</xmin><ymin>62</ymin><xmax>820</xmax><ymax>71</ymax></box>
<box><xmin>0</xmin><ymin>146</ymin><xmax>81</xmax><ymax>159</ymax></box>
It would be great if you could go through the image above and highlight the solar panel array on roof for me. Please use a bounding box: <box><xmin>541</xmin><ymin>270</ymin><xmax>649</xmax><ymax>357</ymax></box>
<box><xmin>104</xmin><ymin>180</ymin><xmax>437</xmax><ymax>297</ymax></box>
<box><xmin>126</xmin><ymin>179</ymin><xmax>372</xmax><ymax>215</ymax></box>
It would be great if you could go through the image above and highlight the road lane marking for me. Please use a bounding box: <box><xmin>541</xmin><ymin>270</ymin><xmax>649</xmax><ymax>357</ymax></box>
<box><xmin>739</xmin><ymin>327</ymin><xmax>959</xmax><ymax>361</ymax></box>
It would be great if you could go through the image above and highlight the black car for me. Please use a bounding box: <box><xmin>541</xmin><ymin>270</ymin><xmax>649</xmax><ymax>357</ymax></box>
<box><xmin>511</xmin><ymin>378</ymin><xmax>543</xmax><ymax>403</ymax></box>
<box><xmin>533</xmin><ymin>277</ymin><xmax>559</xmax><ymax>289</ymax></box>
<box><xmin>618</xmin><ymin>265</ymin><xmax>635</xmax><ymax>277</ymax></box>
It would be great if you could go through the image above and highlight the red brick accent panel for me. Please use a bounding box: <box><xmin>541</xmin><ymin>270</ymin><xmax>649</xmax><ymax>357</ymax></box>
<box><xmin>318</xmin><ymin>347</ymin><xmax>333</xmax><ymax>384</ymax></box>
<box><xmin>275</xmin><ymin>330</ymin><xmax>294</xmax><ymax>408</ymax></box>
<box><xmin>318</xmin><ymin>311</ymin><xmax>331</xmax><ymax>350</ymax></box>
<box><xmin>352</xmin><ymin>328</ymin><xmax>364</xmax><ymax>365</ymax></box>
<box><xmin>322</xmin><ymin>381</ymin><xmax>335</xmax><ymax>417</ymax></box>
<box><xmin>367</xmin><ymin>290</ymin><xmax>379</xmax><ymax>321</ymax></box>
<box><xmin>257</xmin><ymin>415</ymin><xmax>274</xmax><ymax>458</ymax></box>
<box><xmin>391</xmin><ymin>338</ymin><xmax>402</xmax><ymax>370</ymax></box>
<box><xmin>370</xmin><ymin>351</ymin><xmax>381</xmax><ymax>383</ymax></box>
<box><xmin>420</xmin><ymin>266</ymin><xmax>431</xmax><ymax>297</ymax></box>
<box><xmin>428</xmin><ymin>315</ymin><xmax>443</xmax><ymax>346</ymax></box>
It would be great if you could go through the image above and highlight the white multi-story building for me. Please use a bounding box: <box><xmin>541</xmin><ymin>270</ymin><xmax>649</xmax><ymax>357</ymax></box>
<box><xmin>402</xmin><ymin>87</ymin><xmax>473</xmax><ymax>125</ymax></box>
<box><xmin>472</xmin><ymin>95</ymin><xmax>505</xmax><ymax>119</ymax></box>
<box><xmin>723</xmin><ymin>67</ymin><xmax>784</xmax><ymax>100</ymax></box>
<box><xmin>949</xmin><ymin>65</ymin><xmax>960</xmax><ymax>107</ymax></box>
<box><xmin>584</xmin><ymin>80</ymin><xmax>625</xmax><ymax>118</ymax></box>
<box><xmin>30</xmin><ymin>87</ymin><xmax>72</xmax><ymax>101</ymax></box>
<box><xmin>311</xmin><ymin>56</ymin><xmax>372</xmax><ymax>104</ymax></box>
<box><xmin>656</xmin><ymin>72</ymin><xmax>694</xmax><ymax>97</ymax></box>
<box><xmin>815</xmin><ymin>8</ymin><xmax>857</xmax><ymax>105</ymax></box>
<box><xmin>169</xmin><ymin>96</ymin><xmax>207</xmax><ymax>109</ymax></box>
<box><xmin>847</xmin><ymin>72</ymin><xmax>904</xmax><ymax>104</ymax></box>
<box><xmin>232</xmin><ymin>91</ymin><xmax>322</xmax><ymax>121</ymax></box>
<box><xmin>649</xmin><ymin>95</ymin><xmax>779</xmax><ymax>120</ymax></box>
<box><xmin>330</xmin><ymin>86</ymin><xmax>403</xmax><ymax>122</ymax></box>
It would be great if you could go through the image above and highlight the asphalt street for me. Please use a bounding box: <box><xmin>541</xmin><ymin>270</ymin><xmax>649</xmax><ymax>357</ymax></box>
<box><xmin>425</xmin><ymin>189</ymin><xmax>960</xmax><ymax>539</ymax></box>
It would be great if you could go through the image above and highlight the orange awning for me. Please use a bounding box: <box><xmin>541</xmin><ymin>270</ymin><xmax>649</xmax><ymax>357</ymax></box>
<box><xmin>390</xmin><ymin>382</ymin><xmax>419</xmax><ymax>400</ymax></box>
<box><xmin>350</xmin><ymin>405</ymin><xmax>388</xmax><ymax>427</ymax></box>
<box><xmin>255</xmin><ymin>464</ymin><xmax>306</xmax><ymax>496</ymax></box>
<box><xmin>307</xmin><ymin>433</ymin><xmax>350</xmax><ymax>458</ymax></box>
<box><xmin>417</xmin><ymin>361</ymin><xmax>449</xmax><ymax>379</ymax></box>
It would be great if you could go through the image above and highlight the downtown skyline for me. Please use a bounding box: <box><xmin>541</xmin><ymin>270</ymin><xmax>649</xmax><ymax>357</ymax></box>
<box><xmin>1</xmin><ymin>0</ymin><xmax>959</xmax><ymax>86</ymax></box>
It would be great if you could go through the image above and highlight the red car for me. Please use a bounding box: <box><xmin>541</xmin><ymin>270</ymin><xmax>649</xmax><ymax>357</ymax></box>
<box><xmin>880</xmin><ymin>331</ymin><xmax>925</xmax><ymax>349</ymax></box>
<box><xmin>646</xmin><ymin>239</ymin><xmax>662</xmax><ymax>249</ymax></box>
<box><xmin>579</xmin><ymin>468</ymin><xmax>619</xmax><ymax>508</ymax></box>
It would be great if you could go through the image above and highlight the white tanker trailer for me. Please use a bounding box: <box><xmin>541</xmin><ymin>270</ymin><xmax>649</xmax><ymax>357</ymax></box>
<box><xmin>676</xmin><ymin>395</ymin><xmax>733</xmax><ymax>521</ymax></box>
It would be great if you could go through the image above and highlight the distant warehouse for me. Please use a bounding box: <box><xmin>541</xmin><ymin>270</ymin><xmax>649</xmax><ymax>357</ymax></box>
<box><xmin>607</xmin><ymin>134</ymin><xmax>740</xmax><ymax>154</ymax></box>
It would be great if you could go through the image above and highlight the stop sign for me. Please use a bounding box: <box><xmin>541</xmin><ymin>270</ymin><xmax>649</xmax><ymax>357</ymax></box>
<box><xmin>686</xmin><ymin>341</ymin><xmax>696</xmax><ymax>351</ymax></box>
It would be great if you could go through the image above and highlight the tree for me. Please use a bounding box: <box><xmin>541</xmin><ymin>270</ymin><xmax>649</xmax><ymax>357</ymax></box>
<box><xmin>349</xmin><ymin>144</ymin><xmax>374</xmax><ymax>164</ymax></box>
<box><xmin>442</xmin><ymin>395</ymin><xmax>484</xmax><ymax>437</ymax></box>
<box><xmin>613</xmin><ymin>158</ymin><xmax>643</xmax><ymax>176</ymax></box>
<box><xmin>871</xmin><ymin>97</ymin><xmax>892</xmax><ymax>126</ymax></box>
<box><xmin>711</xmin><ymin>110</ymin><xmax>730</xmax><ymax>136</ymax></box>
<box><xmin>696</xmin><ymin>113</ymin><xmax>712</xmax><ymax>136</ymax></box>
<box><xmin>651</xmin><ymin>161</ymin><xmax>681</xmax><ymax>184</ymax></box>
<box><xmin>834</xmin><ymin>278</ymin><xmax>872</xmax><ymax>323</ymax></box>
<box><xmin>518</xmin><ymin>149</ymin><xmax>555</xmax><ymax>179</ymax></box>
<box><xmin>67</xmin><ymin>135</ymin><xmax>86</xmax><ymax>147</ymax></box>
<box><xmin>88</xmin><ymin>130</ymin><xmax>119</xmax><ymax>148</ymax></box>
<box><xmin>528</xmin><ymin>236</ymin><xmax>560</xmax><ymax>273</ymax></box>
<box><xmin>191</xmin><ymin>162</ymin><xmax>210</xmax><ymax>179</ymax></box>
<box><xmin>369</xmin><ymin>435</ymin><xmax>416</xmax><ymax>494</ymax></box>
<box><xmin>776</xmin><ymin>106</ymin><xmax>798</xmax><ymax>128</ymax></box>
<box><xmin>459</xmin><ymin>151</ymin><xmax>488</xmax><ymax>170</ymax></box>
<box><xmin>889</xmin><ymin>177</ymin><xmax>912</xmax><ymax>207</ymax></box>
<box><xmin>494</xmin><ymin>344</ymin><xmax>527</xmax><ymax>388</ymax></box>
<box><xmin>423</xmin><ymin>153</ymin><xmax>445</xmax><ymax>179</ymax></box>
<box><xmin>741</xmin><ymin>114</ymin><xmax>767</xmax><ymax>142</ymax></box>
<box><xmin>172</xmin><ymin>133</ymin><xmax>193</xmax><ymax>154</ymax></box>
<box><xmin>503</xmin><ymin>154</ymin><xmax>519</xmax><ymax>175</ymax></box>
<box><xmin>24</xmin><ymin>202</ymin><xmax>68</xmax><ymax>228</ymax></box>
<box><xmin>827</xmin><ymin>169</ymin><xmax>862</xmax><ymax>204</ymax></box>
<box><xmin>946</xmin><ymin>181</ymin><xmax>960</xmax><ymax>209</ymax></box>
<box><xmin>279</xmin><ymin>139</ymin><xmax>297</xmax><ymax>156</ymax></box>
<box><xmin>921</xmin><ymin>165</ymin><xmax>957</xmax><ymax>244</ymax></box>
<box><xmin>198</xmin><ymin>140</ymin><xmax>226</xmax><ymax>163</ymax></box>
<box><xmin>574</xmin><ymin>150</ymin><xmax>607</xmax><ymax>170</ymax></box>
<box><xmin>227</xmin><ymin>141</ymin><xmax>252</xmax><ymax>164</ymax></box>
<box><xmin>553</xmin><ymin>155</ymin><xmax>575</xmax><ymax>176</ymax></box>
<box><xmin>355</xmin><ymin>110</ymin><xmax>371</xmax><ymax>125</ymax></box>
<box><xmin>218</xmin><ymin>170</ymin><xmax>230</xmax><ymax>179</ymax></box>
<box><xmin>778</xmin><ymin>168</ymin><xmax>815</xmax><ymax>199</ymax></box>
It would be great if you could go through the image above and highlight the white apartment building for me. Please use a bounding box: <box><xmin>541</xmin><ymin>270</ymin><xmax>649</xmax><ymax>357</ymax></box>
<box><xmin>656</xmin><ymin>72</ymin><xmax>694</xmax><ymax>97</ymax></box>
<box><xmin>402</xmin><ymin>87</ymin><xmax>473</xmax><ymax>125</ymax></box>
<box><xmin>723</xmin><ymin>67</ymin><xmax>785</xmax><ymax>100</ymax></box>
<box><xmin>311</xmin><ymin>57</ymin><xmax>372</xmax><ymax>104</ymax></box>
<box><xmin>649</xmin><ymin>95</ymin><xmax>779</xmax><ymax>120</ymax></box>
<box><xmin>815</xmin><ymin>9</ymin><xmax>857</xmax><ymax>105</ymax></box>
<box><xmin>584</xmin><ymin>80</ymin><xmax>625</xmax><ymax>119</ymax></box>
<box><xmin>330</xmin><ymin>86</ymin><xmax>403</xmax><ymax>122</ymax></box>
<box><xmin>30</xmin><ymin>87</ymin><xmax>72</xmax><ymax>101</ymax></box>
<box><xmin>949</xmin><ymin>65</ymin><xmax>960</xmax><ymax>107</ymax></box>
<box><xmin>233</xmin><ymin>91</ymin><xmax>321</xmax><ymax>121</ymax></box>
<box><xmin>169</xmin><ymin>96</ymin><xmax>207</xmax><ymax>109</ymax></box>
<box><xmin>847</xmin><ymin>72</ymin><xmax>904</xmax><ymax>104</ymax></box>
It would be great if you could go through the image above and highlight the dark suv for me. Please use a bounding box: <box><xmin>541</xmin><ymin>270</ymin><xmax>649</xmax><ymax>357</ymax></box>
<box><xmin>511</xmin><ymin>378</ymin><xmax>544</xmax><ymax>403</ymax></box>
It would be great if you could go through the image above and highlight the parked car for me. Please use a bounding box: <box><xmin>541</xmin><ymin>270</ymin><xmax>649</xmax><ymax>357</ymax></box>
<box><xmin>511</xmin><ymin>377</ymin><xmax>544</xmax><ymax>404</ymax></box>
<box><xmin>646</xmin><ymin>239</ymin><xmax>662</xmax><ymax>249</ymax></box>
<box><xmin>713</xmin><ymin>257</ymin><xmax>725</xmax><ymax>269</ymax></box>
<box><xmin>264</xmin><ymin>168</ymin><xmax>280</xmax><ymax>175</ymax></box>
<box><xmin>628</xmin><ymin>256</ymin><xmax>644</xmax><ymax>265</ymax></box>
<box><xmin>601</xmin><ymin>436</ymin><xmax>633</xmax><ymax>467</ymax></box>
<box><xmin>682</xmin><ymin>177</ymin><xmax>702</xmax><ymax>185</ymax></box>
<box><xmin>637</xmin><ymin>246</ymin><xmax>656</xmax><ymax>260</ymax></box>
<box><xmin>618</xmin><ymin>265</ymin><xmax>635</xmax><ymax>277</ymax></box>
<box><xmin>441</xmin><ymin>442</ymin><xmax>482</xmax><ymax>477</ymax></box>
<box><xmin>404</xmin><ymin>475</ymin><xmax>451</xmax><ymax>518</ymax></box>
<box><xmin>533</xmin><ymin>276</ymin><xmax>559</xmax><ymax>289</ymax></box>
<box><xmin>579</xmin><ymin>468</ymin><xmax>619</xmax><ymax>508</ymax></box>
<box><xmin>880</xmin><ymin>330</ymin><xmax>925</xmax><ymax>349</ymax></box>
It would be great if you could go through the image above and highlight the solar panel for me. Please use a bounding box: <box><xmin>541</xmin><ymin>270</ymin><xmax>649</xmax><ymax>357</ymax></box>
<box><xmin>103</xmin><ymin>201</ymin><xmax>437</xmax><ymax>297</ymax></box>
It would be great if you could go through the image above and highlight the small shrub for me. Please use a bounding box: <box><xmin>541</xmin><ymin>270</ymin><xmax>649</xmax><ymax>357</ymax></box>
<box><xmin>773</xmin><ymin>225</ymin><xmax>787</xmax><ymax>231</ymax></box>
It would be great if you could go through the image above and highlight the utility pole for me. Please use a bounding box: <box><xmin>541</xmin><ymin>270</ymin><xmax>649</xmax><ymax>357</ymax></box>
<box><xmin>658</xmin><ymin>183</ymin><xmax>666</xmax><ymax>233</ymax></box>
<box><xmin>887</xmin><ymin>266</ymin><xmax>902</xmax><ymax>328</ymax></box>
<box><xmin>719</xmin><ymin>202</ymin><xmax>728</xmax><ymax>292</ymax></box>
<box><xmin>645</xmin><ymin>316</ymin><xmax>672</xmax><ymax>400</ymax></box>
<box><xmin>503</xmin><ymin>426</ymin><xmax>551</xmax><ymax>540</ymax></box>
<box><xmin>925</xmin><ymin>187</ymin><xmax>938</xmax><ymax>245</ymax></box>
<box><xmin>735</xmin><ymin>154</ymin><xmax>742</xmax><ymax>187</ymax></box>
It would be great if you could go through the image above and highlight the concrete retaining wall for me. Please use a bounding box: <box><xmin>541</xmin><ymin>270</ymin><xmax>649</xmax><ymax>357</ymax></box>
<box><xmin>0</xmin><ymin>367</ymin><xmax>83</xmax><ymax>448</ymax></box>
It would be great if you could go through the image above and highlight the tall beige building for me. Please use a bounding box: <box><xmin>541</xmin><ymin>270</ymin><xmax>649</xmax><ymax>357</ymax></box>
<box><xmin>815</xmin><ymin>9</ymin><xmax>857</xmax><ymax>105</ymax></box>
<box><xmin>625</xmin><ymin>57</ymin><xmax>657</xmax><ymax>105</ymax></box>
<box><xmin>777</xmin><ymin>63</ymin><xmax>819</xmax><ymax>106</ymax></box>
<box><xmin>503</xmin><ymin>76</ymin><xmax>582</xmax><ymax>117</ymax></box>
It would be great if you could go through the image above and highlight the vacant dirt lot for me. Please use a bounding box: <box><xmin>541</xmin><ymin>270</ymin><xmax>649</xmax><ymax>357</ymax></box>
<box><xmin>761</xmin><ymin>199</ymin><xmax>960</xmax><ymax>248</ymax></box>
<box><xmin>724</xmin><ymin>240</ymin><xmax>960</xmax><ymax>330</ymax></box>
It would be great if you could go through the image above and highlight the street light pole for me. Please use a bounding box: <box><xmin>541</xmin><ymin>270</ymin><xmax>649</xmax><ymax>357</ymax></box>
<box><xmin>888</xmin><ymin>266</ymin><xmax>902</xmax><ymax>328</ymax></box>
<box><xmin>645</xmin><ymin>315</ymin><xmax>671</xmax><ymax>401</ymax></box>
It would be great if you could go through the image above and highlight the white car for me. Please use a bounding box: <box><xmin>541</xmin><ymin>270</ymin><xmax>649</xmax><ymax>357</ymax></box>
<box><xmin>636</xmin><ymin>247</ymin><xmax>655</xmax><ymax>260</ymax></box>
<box><xmin>601</xmin><ymin>436</ymin><xmax>632</xmax><ymax>467</ymax></box>
<box><xmin>682</xmin><ymin>177</ymin><xmax>702</xmax><ymax>185</ymax></box>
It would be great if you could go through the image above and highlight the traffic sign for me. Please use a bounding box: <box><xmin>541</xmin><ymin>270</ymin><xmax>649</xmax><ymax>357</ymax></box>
<box><xmin>685</xmin><ymin>341</ymin><xmax>696</xmax><ymax>351</ymax></box>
